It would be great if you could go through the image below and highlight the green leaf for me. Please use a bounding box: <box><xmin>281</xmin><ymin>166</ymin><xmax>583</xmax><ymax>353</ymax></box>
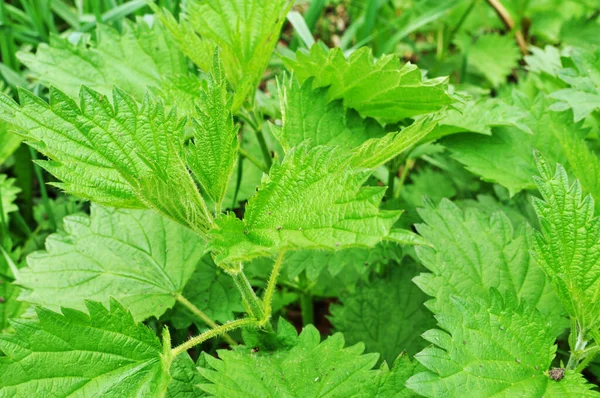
<box><xmin>209</xmin><ymin>145</ymin><xmax>400</xmax><ymax>265</ymax></box>
<box><xmin>455</xmin><ymin>32</ymin><xmax>520</xmax><ymax>88</ymax></box>
<box><xmin>0</xmin><ymin>252</ymin><xmax>28</xmax><ymax>334</ymax></box>
<box><xmin>415</xmin><ymin>198</ymin><xmax>565</xmax><ymax>331</ymax></box>
<box><xmin>275</xmin><ymin>76</ymin><xmax>386</xmax><ymax>152</ymax></box>
<box><xmin>165</xmin><ymin>256</ymin><xmax>243</xmax><ymax>329</ymax></box>
<box><xmin>357</xmin><ymin>354</ymin><xmax>423</xmax><ymax>398</ymax></box>
<box><xmin>549</xmin><ymin>47</ymin><xmax>600</xmax><ymax>121</ymax></box>
<box><xmin>0</xmin><ymin>86</ymin><xmax>212</xmax><ymax>234</ymax></box>
<box><xmin>0</xmin><ymin>299</ymin><xmax>171</xmax><ymax>397</ymax></box>
<box><xmin>329</xmin><ymin>261</ymin><xmax>435</xmax><ymax>364</ymax></box>
<box><xmin>285</xmin><ymin>46</ymin><xmax>455</xmax><ymax>123</ymax></box>
<box><xmin>16</xmin><ymin>205</ymin><xmax>205</xmax><ymax>322</ymax></box>
<box><xmin>199</xmin><ymin>325</ymin><xmax>379</xmax><ymax>397</ymax></box>
<box><xmin>444</xmin><ymin>94</ymin><xmax>596</xmax><ymax>197</ymax></box>
<box><xmin>157</xmin><ymin>0</ymin><xmax>293</xmax><ymax>111</ymax></box>
<box><xmin>0</xmin><ymin>122</ymin><xmax>21</xmax><ymax>164</ymax></box>
<box><xmin>185</xmin><ymin>55</ymin><xmax>239</xmax><ymax>208</ymax></box>
<box><xmin>18</xmin><ymin>20</ymin><xmax>201</xmax><ymax>116</ymax></box>
<box><xmin>533</xmin><ymin>153</ymin><xmax>600</xmax><ymax>333</ymax></box>
<box><xmin>0</xmin><ymin>174</ymin><xmax>20</xmax><ymax>223</ymax></box>
<box><xmin>167</xmin><ymin>354</ymin><xmax>206</xmax><ymax>398</ymax></box>
<box><xmin>406</xmin><ymin>291</ymin><xmax>598</xmax><ymax>397</ymax></box>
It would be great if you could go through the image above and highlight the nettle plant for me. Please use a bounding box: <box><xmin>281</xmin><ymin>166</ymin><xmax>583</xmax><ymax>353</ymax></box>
<box><xmin>0</xmin><ymin>1</ymin><xmax>600</xmax><ymax>397</ymax></box>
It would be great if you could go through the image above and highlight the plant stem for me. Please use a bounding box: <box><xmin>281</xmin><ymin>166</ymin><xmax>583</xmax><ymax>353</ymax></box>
<box><xmin>486</xmin><ymin>0</ymin><xmax>528</xmax><ymax>55</ymax></box>
<box><xmin>300</xmin><ymin>290</ymin><xmax>314</xmax><ymax>326</ymax></box>
<box><xmin>567</xmin><ymin>325</ymin><xmax>587</xmax><ymax>370</ymax></box>
<box><xmin>238</xmin><ymin>147</ymin><xmax>268</xmax><ymax>173</ymax></box>
<box><xmin>171</xmin><ymin>318</ymin><xmax>257</xmax><ymax>357</ymax></box>
<box><xmin>263</xmin><ymin>251</ymin><xmax>286</xmax><ymax>317</ymax></box>
<box><xmin>29</xmin><ymin>148</ymin><xmax>57</xmax><ymax>231</ymax></box>
<box><xmin>174</xmin><ymin>293</ymin><xmax>237</xmax><ymax>346</ymax></box>
<box><xmin>229</xmin><ymin>267</ymin><xmax>270</xmax><ymax>328</ymax></box>
<box><xmin>255</xmin><ymin>129</ymin><xmax>273</xmax><ymax>170</ymax></box>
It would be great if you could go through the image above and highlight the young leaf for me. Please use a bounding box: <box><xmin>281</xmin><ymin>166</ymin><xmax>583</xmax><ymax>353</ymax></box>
<box><xmin>16</xmin><ymin>205</ymin><xmax>205</xmax><ymax>322</ymax></box>
<box><xmin>407</xmin><ymin>291</ymin><xmax>598</xmax><ymax>397</ymax></box>
<box><xmin>275</xmin><ymin>76</ymin><xmax>386</xmax><ymax>152</ymax></box>
<box><xmin>0</xmin><ymin>300</ymin><xmax>171</xmax><ymax>397</ymax></box>
<box><xmin>157</xmin><ymin>0</ymin><xmax>293</xmax><ymax>111</ymax></box>
<box><xmin>329</xmin><ymin>261</ymin><xmax>435</xmax><ymax>364</ymax></box>
<box><xmin>199</xmin><ymin>325</ymin><xmax>379</xmax><ymax>397</ymax></box>
<box><xmin>0</xmin><ymin>122</ymin><xmax>21</xmax><ymax>164</ymax></box>
<box><xmin>18</xmin><ymin>20</ymin><xmax>201</xmax><ymax>116</ymax></box>
<box><xmin>0</xmin><ymin>87</ymin><xmax>213</xmax><ymax>234</ymax></box>
<box><xmin>415</xmin><ymin>199</ymin><xmax>565</xmax><ymax>331</ymax></box>
<box><xmin>533</xmin><ymin>153</ymin><xmax>600</xmax><ymax>333</ymax></box>
<box><xmin>285</xmin><ymin>46</ymin><xmax>455</xmax><ymax>123</ymax></box>
<box><xmin>0</xmin><ymin>174</ymin><xmax>20</xmax><ymax>222</ymax></box>
<box><xmin>209</xmin><ymin>145</ymin><xmax>400</xmax><ymax>265</ymax></box>
<box><xmin>185</xmin><ymin>56</ymin><xmax>239</xmax><ymax>208</ymax></box>
<box><xmin>549</xmin><ymin>47</ymin><xmax>600</xmax><ymax>121</ymax></box>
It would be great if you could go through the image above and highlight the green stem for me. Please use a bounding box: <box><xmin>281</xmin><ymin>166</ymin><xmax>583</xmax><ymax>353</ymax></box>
<box><xmin>300</xmin><ymin>290</ymin><xmax>314</xmax><ymax>326</ymax></box>
<box><xmin>386</xmin><ymin>160</ymin><xmax>396</xmax><ymax>202</ymax></box>
<box><xmin>171</xmin><ymin>318</ymin><xmax>257</xmax><ymax>357</ymax></box>
<box><xmin>396</xmin><ymin>159</ymin><xmax>414</xmax><ymax>198</ymax></box>
<box><xmin>263</xmin><ymin>251</ymin><xmax>286</xmax><ymax>318</ymax></box>
<box><xmin>229</xmin><ymin>267</ymin><xmax>270</xmax><ymax>328</ymax></box>
<box><xmin>175</xmin><ymin>293</ymin><xmax>237</xmax><ymax>346</ymax></box>
<box><xmin>255</xmin><ymin>129</ymin><xmax>273</xmax><ymax>170</ymax></box>
<box><xmin>238</xmin><ymin>147</ymin><xmax>268</xmax><ymax>173</ymax></box>
<box><xmin>29</xmin><ymin>148</ymin><xmax>57</xmax><ymax>231</ymax></box>
<box><xmin>567</xmin><ymin>325</ymin><xmax>587</xmax><ymax>370</ymax></box>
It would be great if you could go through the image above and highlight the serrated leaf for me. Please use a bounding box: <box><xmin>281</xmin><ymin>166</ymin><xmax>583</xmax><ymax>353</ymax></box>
<box><xmin>157</xmin><ymin>0</ymin><xmax>292</xmax><ymax>111</ymax></box>
<box><xmin>185</xmin><ymin>55</ymin><xmax>239</xmax><ymax>208</ymax></box>
<box><xmin>357</xmin><ymin>354</ymin><xmax>423</xmax><ymax>398</ymax></box>
<box><xmin>167</xmin><ymin>354</ymin><xmax>206</xmax><ymax>398</ymax></box>
<box><xmin>406</xmin><ymin>291</ymin><xmax>598</xmax><ymax>397</ymax></box>
<box><xmin>549</xmin><ymin>47</ymin><xmax>600</xmax><ymax>121</ymax></box>
<box><xmin>199</xmin><ymin>325</ymin><xmax>379</xmax><ymax>397</ymax></box>
<box><xmin>0</xmin><ymin>86</ymin><xmax>213</xmax><ymax>234</ymax></box>
<box><xmin>165</xmin><ymin>256</ymin><xmax>243</xmax><ymax>329</ymax></box>
<box><xmin>455</xmin><ymin>32</ymin><xmax>520</xmax><ymax>88</ymax></box>
<box><xmin>18</xmin><ymin>19</ymin><xmax>201</xmax><ymax>116</ymax></box>
<box><xmin>444</xmin><ymin>94</ymin><xmax>598</xmax><ymax>197</ymax></box>
<box><xmin>0</xmin><ymin>252</ymin><xmax>28</xmax><ymax>333</ymax></box>
<box><xmin>329</xmin><ymin>261</ymin><xmax>435</xmax><ymax>364</ymax></box>
<box><xmin>16</xmin><ymin>205</ymin><xmax>205</xmax><ymax>322</ymax></box>
<box><xmin>414</xmin><ymin>199</ymin><xmax>565</xmax><ymax>332</ymax></box>
<box><xmin>275</xmin><ymin>76</ymin><xmax>386</xmax><ymax>152</ymax></box>
<box><xmin>209</xmin><ymin>145</ymin><xmax>400</xmax><ymax>265</ymax></box>
<box><xmin>0</xmin><ymin>174</ymin><xmax>20</xmax><ymax>222</ymax></box>
<box><xmin>0</xmin><ymin>122</ymin><xmax>21</xmax><ymax>164</ymax></box>
<box><xmin>285</xmin><ymin>46</ymin><xmax>454</xmax><ymax>123</ymax></box>
<box><xmin>533</xmin><ymin>154</ymin><xmax>600</xmax><ymax>333</ymax></box>
<box><xmin>0</xmin><ymin>299</ymin><xmax>170</xmax><ymax>397</ymax></box>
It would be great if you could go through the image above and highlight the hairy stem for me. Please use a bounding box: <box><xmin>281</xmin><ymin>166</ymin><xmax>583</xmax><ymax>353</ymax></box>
<box><xmin>229</xmin><ymin>267</ymin><xmax>269</xmax><ymax>325</ymax></box>
<box><xmin>263</xmin><ymin>251</ymin><xmax>286</xmax><ymax>318</ymax></box>
<box><xmin>486</xmin><ymin>0</ymin><xmax>528</xmax><ymax>55</ymax></box>
<box><xmin>567</xmin><ymin>325</ymin><xmax>588</xmax><ymax>370</ymax></box>
<box><xmin>174</xmin><ymin>293</ymin><xmax>237</xmax><ymax>346</ymax></box>
<box><xmin>171</xmin><ymin>318</ymin><xmax>258</xmax><ymax>357</ymax></box>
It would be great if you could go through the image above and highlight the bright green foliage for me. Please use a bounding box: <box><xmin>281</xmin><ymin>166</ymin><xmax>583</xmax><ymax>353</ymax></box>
<box><xmin>18</xmin><ymin>20</ymin><xmax>201</xmax><ymax>116</ymax></box>
<box><xmin>351</xmin><ymin>115</ymin><xmax>440</xmax><ymax>169</ymax></box>
<box><xmin>199</xmin><ymin>325</ymin><xmax>379</xmax><ymax>397</ymax></box>
<box><xmin>415</xmin><ymin>198</ymin><xmax>564</xmax><ymax>331</ymax></box>
<box><xmin>359</xmin><ymin>354</ymin><xmax>423</xmax><ymax>398</ymax></box>
<box><xmin>430</xmin><ymin>97</ymin><xmax>532</xmax><ymax>139</ymax></box>
<box><xmin>285</xmin><ymin>46</ymin><xmax>454</xmax><ymax>123</ymax></box>
<box><xmin>0</xmin><ymin>174</ymin><xmax>20</xmax><ymax>222</ymax></box>
<box><xmin>0</xmin><ymin>87</ymin><xmax>212</xmax><ymax>234</ymax></box>
<box><xmin>329</xmin><ymin>262</ymin><xmax>435</xmax><ymax>364</ymax></box>
<box><xmin>275</xmin><ymin>77</ymin><xmax>386</xmax><ymax>151</ymax></box>
<box><xmin>167</xmin><ymin>354</ymin><xmax>206</xmax><ymax>398</ymax></box>
<box><xmin>549</xmin><ymin>47</ymin><xmax>600</xmax><ymax>121</ymax></box>
<box><xmin>533</xmin><ymin>154</ymin><xmax>600</xmax><ymax>334</ymax></box>
<box><xmin>0</xmin><ymin>123</ymin><xmax>21</xmax><ymax>164</ymax></box>
<box><xmin>16</xmin><ymin>205</ymin><xmax>205</xmax><ymax>322</ymax></box>
<box><xmin>406</xmin><ymin>291</ymin><xmax>598</xmax><ymax>397</ymax></box>
<box><xmin>0</xmin><ymin>299</ymin><xmax>170</xmax><ymax>397</ymax></box>
<box><xmin>158</xmin><ymin>0</ymin><xmax>292</xmax><ymax>111</ymax></box>
<box><xmin>209</xmin><ymin>145</ymin><xmax>400</xmax><ymax>265</ymax></box>
<box><xmin>454</xmin><ymin>32</ymin><xmax>520</xmax><ymax>88</ymax></box>
<box><xmin>444</xmin><ymin>95</ymin><xmax>595</xmax><ymax>196</ymax></box>
<box><xmin>166</xmin><ymin>256</ymin><xmax>243</xmax><ymax>329</ymax></box>
<box><xmin>185</xmin><ymin>56</ymin><xmax>239</xmax><ymax>208</ymax></box>
<box><xmin>0</xmin><ymin>253</ymin><xmax>28</xmax><ymax>334</ymax></box>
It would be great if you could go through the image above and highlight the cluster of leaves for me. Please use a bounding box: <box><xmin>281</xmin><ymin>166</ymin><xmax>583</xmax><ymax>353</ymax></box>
<box><xmin>0</xmin><ymin>0</ymin><xmax>600</xmax><ymax>397</ymax></box>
